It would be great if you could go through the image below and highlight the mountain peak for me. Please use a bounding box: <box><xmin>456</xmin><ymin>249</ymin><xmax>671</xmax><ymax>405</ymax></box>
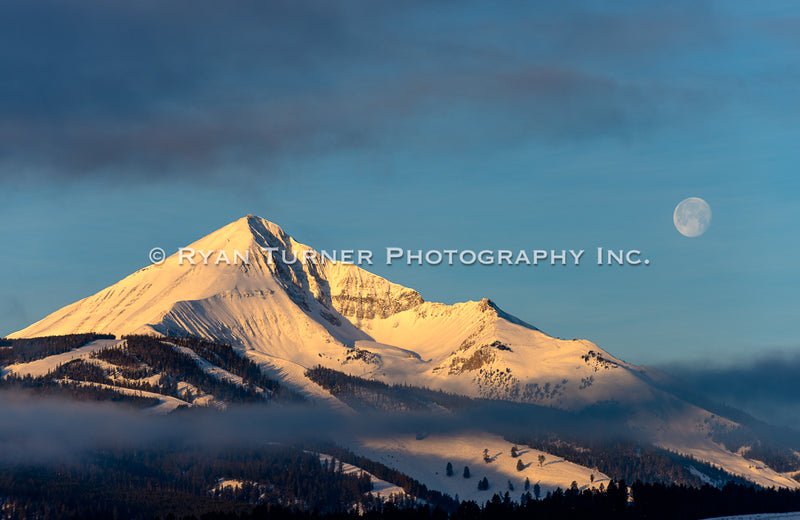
<box><xmin>196</xmin><ymin>214</ymin><xmax>290</xmax><ymax>250</ymax></box>
<box><xmin>243</xmin><ymin>214</ymin><xmax>289</xmax><ymax>243</ymax></box>
<box><xmin>8</xmin><ymin>215</ymin><xmax>531</xmax><ymax>354</ymax></box>
<box><xmin>8</xmin><ymin>216</ymin><xmax>797</xmax><ymax>492</ymax></box>
<box><xmin>178</xmin><ymin>215</ymin><xmax>321</xmax><ymax>278</ymax></box>
<box><xmin>479</xmin><ymin>298</ymin><xmax>540</xmax><ymax>332</ymax></box>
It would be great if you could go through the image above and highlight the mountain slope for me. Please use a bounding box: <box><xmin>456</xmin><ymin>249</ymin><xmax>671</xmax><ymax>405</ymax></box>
<box><xmin>351</xmin><ymin>431</ymin><xmax>609</xmax><ymax>503</ymax></box>
<box><xmin>7</xmin><ymin>215</ymin><xmax>798</xmax><ymax>490</ymax></box>
<box><xmin>9</xmin><ymin>216</ymin><xmax>652</xmax><ymax>410</ymax></box>
<box><xmin>11</xmin><ymin>217</ymin><xmax>368</xmax><ymax>366</ymax></box>
<box><xmin>0</xmin><ymin>216</ymin><xmax>732</xmax><ymax>410</ymax></box>
<box><xmin>346</xmin><ymin>298</ymin><xmax>656</xmax><ymax>408</ymax></box>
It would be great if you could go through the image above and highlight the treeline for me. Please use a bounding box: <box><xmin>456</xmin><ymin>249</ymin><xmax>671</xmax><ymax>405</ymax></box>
<box><xmin>0</xmin><ymin>373</ymin><xmax>160</xmax><ymax>408</ymax></box>
<box><xmin>0</xmin><ymin>333</ymin><xmax>115</xmax><ymax>364</ymax></box>
<box><xmin>93</xmin><ymin>345</ymin><xmax>154</xmax><ymax>380</ymax></box>
<box><xmin>0</xmin><ymin>445</ymin><xmax>376</xmax><ymax>520</ymax></box>
<box><xmin>712</xmin><ymin>426</ymin><xmax>800</xmax><ymax>474</ymax></box>
<box><xmin>161</xmin><ymin>482</ymin><xmax>800</xmax><ymax>520</ymax></box>
<box><xmin>108</xmin><ymin>336</ymin><xmax>274</xmax><ymax>404</ymax></box>
<box><xmin>516</xmin><ymin>434</ymin><xmax>750</xmax><ymax>488</ymax></box>
<box><xmin>631</xmin><ymin>480</ymin><xmax>800</xmax><ymax>520</ymax></box>
<box><xmin>166</xmin><ymin>336</ymin><xmax>300</xmax><ymax>400</ymax></box>
<box><xmin>13</xmin><ymin>479</ymin><xmax>797</xmax><ymax>520</ymax></box>
<box><xmin>1</xmin><ymin>334</ymin><xmax>302</xmax><ymax>408</ymax></box>
<box><xmin>305</xmin><ymin>442</ymin><xmax>458</xmax><ymax>510</ymax></box>
<box><xmin>742</xmin><ymin>443</ymin><xmax>800</xmax><ymax>474</ymax></box>
<box><xmin>51</xmin><ymin>358</ymin><xmax>163</xmax><ymax>395</ymax></box>
<box><xmin>306</xmin><ymin>366</ymin><xmax>473</xmax><ymax>412</ymax></box>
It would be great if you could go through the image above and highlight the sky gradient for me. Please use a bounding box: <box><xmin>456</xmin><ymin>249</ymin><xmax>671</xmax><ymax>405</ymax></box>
<box><xmin>1</xmin><ymin>0</ymin><xmax>798</xmax><ymax>369</ymax></box>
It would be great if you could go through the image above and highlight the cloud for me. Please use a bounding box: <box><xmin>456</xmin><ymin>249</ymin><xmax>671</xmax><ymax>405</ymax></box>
<box><xmin>1</xmin><ymin>297</ymin><xmax>30</xmax><ymax>332</ymax></box>
<box><xmin>0</xmin><ymin>390</ymin><xmax>633</xmax><ymax>466</ymax></box>
<box><xmin>660</xmin><ymin>349</ymin><xmax>800</xmax><ymax>430</ymax></box>
<box><xmin>0</xmin><ymin>0</ymin><xmax>725</xmax><ymax>185</ymax></box>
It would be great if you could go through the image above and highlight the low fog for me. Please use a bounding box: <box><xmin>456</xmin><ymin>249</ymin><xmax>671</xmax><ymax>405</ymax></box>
<box><xmin>660</xmin><ymin>349</ymin><xmax>800</xmax><ymax>431</ymax></box>
<box><xmin>0</xmin><ymin>390</ymin><xmax>633</xmax><ymax>466</ymax></box>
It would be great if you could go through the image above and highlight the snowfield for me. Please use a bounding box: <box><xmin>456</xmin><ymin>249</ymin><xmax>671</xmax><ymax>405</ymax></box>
<box><xmin>659</xmin><ymin>438</ymin><xmax>800</xmax><ymax>490</ymax></box>
<box><xmin>167</xmin><ymin>343</ymin><xmax>251</xmax><ymax>390</ymax></box>
<box><xmin>316</xmin><ymin>453</ymin><xmax>408</xmax><ymax>501</ymax></box>
<box><xmin>351</xmin><ymin>431</ymin><xmax>608</xmax><ymax>503</ymax></box>
<box><xmin>69</xmin><ymin>379</ymin><xmax>191</xmax><ymax>414</ymax></box>
<box><xmin>1</xmin><ymin>339</ymin><xmax>122</xmax><ymax>379</ymax></box>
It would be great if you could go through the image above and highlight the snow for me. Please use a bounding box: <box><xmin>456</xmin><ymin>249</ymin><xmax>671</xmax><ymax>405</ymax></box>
<box><xmin>689</xmin><ymin>466</ymin><xmax>721</xmax><ymax>487</ymax></box>
<box><xmin>316</xmin><ymin>453</ymin><xmax>408</xmax><ymax>500</ymax></box>
<box><xmin>8</xmin><ymin>217</ymin><xmax>367</xmax><ymax>370</ymax></box>
<box><xmin>1</xmin><ymin>339</ymin><xmax>122</xmax><ymax>378</ymax></box>
<box><xmin>214</xmin><ymin>478</ymin><xmax>245</xmax><ymax>491</ymax></box>
<box><xmin>701</xmin><ymin>514</ymin><xmax>800</xmax><ymax>520</ymax></box>
<box><xmin>658</xmin><ymin>437</ymin><xmax>800</xmax><ymax>490</ymax></box>
<box><xmin>6</xmin><ymin>215</ymin><xmax>797</xmax><ymax>491</ymax></box>
<box><xmin>5</xmin><ymin>217</ymin><xmax>651</xmax><ymax>413</ymax></box>
<box><xmin>245</xmin><ymin>350</ymin><xmax>355</xmax><ymax>413</ymax></box>
<box><xmin>348</xmin><ymin>301</ymin><xmax>656</xmax><ymax>409</ymax></box>
<box><xmin>350</xmin><ymin>431</ymin><xmax>608</xmax><ymax>503</ymax></box>
<box><xmin>167</xmin><ymin>343</ymin><xmax>254</xmax><ymax>391</ymax></box>
<box><xmin>86</xmin><ymin>357</ymin><xmax>163</xmax><ymax>389</ymax></box>
<box><xmin>67</xmin><ymin>379</ymin><xmax>190</xmax><ymax>414</ymax></box>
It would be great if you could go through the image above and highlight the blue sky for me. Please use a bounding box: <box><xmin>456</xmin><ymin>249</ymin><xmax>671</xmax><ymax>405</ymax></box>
<box><xmin>1</xmin><ymin>0</ymin><xmax>798</xmax><ymax>367</ymax></box>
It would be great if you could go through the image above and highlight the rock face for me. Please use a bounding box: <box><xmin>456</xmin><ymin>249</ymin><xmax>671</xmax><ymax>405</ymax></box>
<box><xmin>324</xmin><ymin>262</ymin><xmax>424</xmax><ymax>320</ymax></box>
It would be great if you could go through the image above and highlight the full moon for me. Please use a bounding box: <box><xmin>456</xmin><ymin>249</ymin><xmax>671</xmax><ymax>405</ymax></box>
<box><xmin>673</xmin><ymin>197</ymin><xmax>712</xmax><ymax>237</ymax></box>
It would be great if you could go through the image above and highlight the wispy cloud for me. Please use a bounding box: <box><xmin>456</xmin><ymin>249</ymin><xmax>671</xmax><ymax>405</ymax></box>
<box><xmin>0</xmin><ymin>0</ymin><xmax>729</xmax><ymax>185</ymax></box>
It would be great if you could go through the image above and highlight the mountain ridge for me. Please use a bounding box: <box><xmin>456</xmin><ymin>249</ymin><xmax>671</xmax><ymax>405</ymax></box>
<box><xmin>0</xmin><ymin>215</ymin><xmax>727</xmax><ymax>410</ymax></box>
<box><xmin>7</xmin><ymin>215</ymin><xmax>799</xmax><ymax>490</ymax></box>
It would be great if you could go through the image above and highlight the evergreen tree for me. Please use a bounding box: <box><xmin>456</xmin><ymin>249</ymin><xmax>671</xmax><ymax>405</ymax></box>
<box><xmin>524</xmin><ymin>477</ymin><xmax>530</xmax><ymax>491</ymax></box>
<box><xmin>516</xmin><ymin>459</ymin><xmax>524</xmax><ymax>472</ymax></box>
<box><xmin>533</xmin><ymin>482</ymin><xmax>541</xmax><ymax>500</ymax></box>
<box><xmin>463</xmin><ymin>466</ymin><xmax>470</xmax><ymax>479</ymax></box>
<box><xmin>511</xmin><ymin>445</ymin><xmax>519</xmax><ymax>458</ymax></box>
<box><xmin>446</xmin><ymin>462</ymin><xmax>453</xmax><ymax>477</ymax></box>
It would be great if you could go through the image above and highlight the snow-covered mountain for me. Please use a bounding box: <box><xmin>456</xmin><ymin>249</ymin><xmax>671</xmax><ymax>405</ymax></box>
<box><xmin>8</xmin><ymin>215</ymin><xmax>799</xmax><ymax>490</ymax></box>
<box><xmin>9</xmin><ymin>215</ymin><xmax>650</xmax><ymax>409</ymax></box>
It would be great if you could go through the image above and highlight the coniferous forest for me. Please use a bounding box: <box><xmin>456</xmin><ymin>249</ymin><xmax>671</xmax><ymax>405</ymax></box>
<box><xmin>2</xmin><ymin>334</ymin><xmax>800</xmax><ymax>519</ymax></box>
<box><xmin>3</xmin><ymin>456</ymin><xmax>800</xmax><ymax>520</ymax></box>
